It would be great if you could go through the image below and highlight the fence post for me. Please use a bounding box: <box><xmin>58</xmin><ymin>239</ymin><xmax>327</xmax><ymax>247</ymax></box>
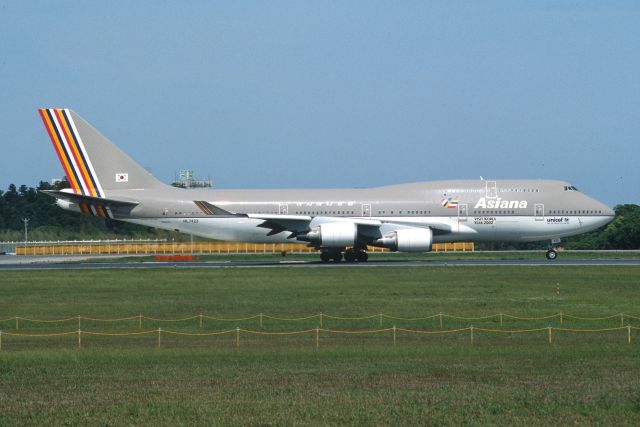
<box><xmin>628</xmin><ymin>325</ymin><xmax>631</xmax><ymax>345</ymax></box>
<box><xmin>199</xmin><ymin>313</ymin><xmax>203</xmax><ymax>328</ymax></box>
<box><xmin>439</xmin><ymin>313</ymin><xmax>443</xmax><ymax>328</ymax></box>
<box><xmin>15</xmin><ymin>316</ymin><xmax>19</xmax><ymax>330</ymax></box>
<box><xmin>236</xmin><ymin>327</ymin><xmax>240</xmax><ymax>347</ymax></box>
<box><xmin>77</xmin><ymin>315</ymin><xmax>81</xmax><ymax>330</ymax></box>
<box><xmin>320</xmin><ymin>312</ymin><xmax>323</xmax><ymax>328</ymax></box>
<box><xmin>157</xmin><ymin>328</ymin><xmax>161</xmax><ymax>348</ymax></box>
<box><xmin>393</xmin><ymin>325</ymin><xmax>396</xmax><ymax>346</ymax></box>
<box><xmin>548</xmin><ymin>326</ymin><xmax>552</xmax><ymax>344</ymax></box>
<box><xmin>78</xmin><ymin>329</ymin><xmax>82</xmax><ymax>349</ymax></box>
<box><xmin>470</xmin><ymin>326</ymin><xmax>474</xmax><ymax>345</ymax></box>
<box><xmin>379</xmin><ymin>313</ymin><xmax>383</xmax><ymax>327</ymax></box>
<box><xmin>316</xmin><ymin>327</ymin><xmax>319</xmax><ymax>348</ymax></box>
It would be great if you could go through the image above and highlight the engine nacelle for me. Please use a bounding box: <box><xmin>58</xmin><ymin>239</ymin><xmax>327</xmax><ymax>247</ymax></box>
<box><xmin>299</xmin><ymin>222</ymin><xmax>358</xmax><ymax>247</ymax></box>
<box><xmin>375</xmin><ymin>228</ymin><xmax>433</xmax><ymax>252</ymax></box>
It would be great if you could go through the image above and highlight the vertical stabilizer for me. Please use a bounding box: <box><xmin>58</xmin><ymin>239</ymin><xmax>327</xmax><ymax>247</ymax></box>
<box><xmin>39</xmin><ymin>108</ymin><xmax>166</xmax><ymax>196</ymax></box>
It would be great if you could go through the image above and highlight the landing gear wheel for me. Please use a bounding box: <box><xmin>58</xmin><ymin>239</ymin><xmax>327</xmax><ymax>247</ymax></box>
<box><xmin>344</xmin><ymin>249</ymin><xmax>357</xmax><ymax>263</ymax></box>
<box><xmin>356</xmin><ymin>251</ymin><xmax>369</xmax><ymax>262</ymax></box>
<box><xmin>546</xmin><ymin>249</ymin><xmax>558</xmax><ymax>260</ymax></box>
<box><xmin>331</xmin><ymin>252</ymin><xmax>343</xmax><ymax>263</ymax></box>
<box><xmin>320</xmin><ymin>252</ymin><xmax>331</xmax><ymax>263</ymax></box>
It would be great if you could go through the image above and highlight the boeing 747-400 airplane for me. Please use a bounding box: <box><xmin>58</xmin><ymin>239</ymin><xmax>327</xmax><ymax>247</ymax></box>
<box><xmin>39</xmin><ymin>109</ymin><xmax>614</xmax><ymax>261</ymax></box>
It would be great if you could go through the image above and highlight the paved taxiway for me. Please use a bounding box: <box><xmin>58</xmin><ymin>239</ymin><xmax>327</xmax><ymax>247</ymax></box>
<box><xmin>1</xmin><ymin>256</ymin><xmax>640</xmax><ymax>270</ymax></box>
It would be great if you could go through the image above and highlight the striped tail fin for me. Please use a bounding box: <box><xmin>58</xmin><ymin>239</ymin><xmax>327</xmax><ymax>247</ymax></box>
<box><xmin>39</xmin><ymin>108</ymin><xmax>106</xmax><ymax>198</ymax></box>
<box><xmin>38</xmin><ymin>108</ymin><xmax>165</xmax><ymax>196</ymax></box>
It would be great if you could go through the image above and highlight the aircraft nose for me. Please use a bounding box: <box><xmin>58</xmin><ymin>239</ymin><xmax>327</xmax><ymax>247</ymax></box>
<box><xmin>595</xmin><ymin>200</ymin><xmax>615</xmax><ymax>217</ymax></box>
<box><xmin>598</xmin><ymin>203</ymin><xmax>615</xmax><ymax>224</ymax></box>
<box><xmin>586</xmin><ymin>195</ymin><xmax>615</xmax><ymax>224</ymax></box>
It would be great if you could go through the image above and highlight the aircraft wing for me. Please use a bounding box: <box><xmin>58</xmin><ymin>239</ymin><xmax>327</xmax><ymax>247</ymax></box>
<box><xmin>245</xmin><ymin>214</ymin><xmax>456</xmax><ymax>238</ymax></box>
<box><xmin>247</xmin><ymin>214</ymin><xmax>314</xmax><ymax>237</ymax></box>
<box><xmin>380</xmin><ymin>219</ymin><xmax>454</xmax><ymax>235</ymax></box>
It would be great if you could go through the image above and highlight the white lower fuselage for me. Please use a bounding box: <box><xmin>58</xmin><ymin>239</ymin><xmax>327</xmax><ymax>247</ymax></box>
<box><xmin>125</xmin><ymin>213</ymin><xmax>613</xmax><ymax>245</ymax></box>
<box><xmin>115</xmin><ymin>179</ymin><xmax>615</xmax><ymax>250</ymax></box>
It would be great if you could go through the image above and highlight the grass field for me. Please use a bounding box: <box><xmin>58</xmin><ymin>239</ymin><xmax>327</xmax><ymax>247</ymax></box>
<box><xmin>1</xmin><ymin>266</ymin><xmax>640</xmax><ymax>425</ymax></box>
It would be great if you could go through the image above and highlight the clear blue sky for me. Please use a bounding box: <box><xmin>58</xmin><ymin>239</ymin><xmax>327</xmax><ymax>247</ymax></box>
<box><xmin>1</xmin><ymin>1</ymin><xmax>638</xmax><ymax>206</ymax></box>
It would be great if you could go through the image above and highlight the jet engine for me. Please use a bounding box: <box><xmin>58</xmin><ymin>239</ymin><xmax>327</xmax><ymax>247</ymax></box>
<box><xmin>298</xmin><ymin>222</ymin><xmax>358</xmax><ymax>247</ymax></box>
<box><xmin>374</xmin><ymin>228</ymin><xmax>433</xmax><ymax>252</ymax></box>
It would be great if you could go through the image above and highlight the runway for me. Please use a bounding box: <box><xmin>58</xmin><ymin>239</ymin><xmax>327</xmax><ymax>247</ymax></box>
<box><xmin>1</xmin><ymin>255</ymin><xmax>640</xmax><ymax>270</ymax></box>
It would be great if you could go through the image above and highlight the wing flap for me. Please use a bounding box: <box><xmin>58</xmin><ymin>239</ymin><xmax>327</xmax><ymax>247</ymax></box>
<box><xmin>248</xmin><ymin>214</ymin><xmax>313</xmax><ymax>238</ymax></box>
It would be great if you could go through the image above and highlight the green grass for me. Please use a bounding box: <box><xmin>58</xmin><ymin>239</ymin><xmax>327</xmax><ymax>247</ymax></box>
<box><xmin>1</xmin><ymin>267</ymin><xmax>640</xmax><ymax>425</ymax></box>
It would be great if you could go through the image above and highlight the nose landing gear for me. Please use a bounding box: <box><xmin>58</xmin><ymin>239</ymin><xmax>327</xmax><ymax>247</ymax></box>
<box><xmin>546</xmin><ymin>238</ymin><xmax>561</xmax><ymax>260</ymax></box>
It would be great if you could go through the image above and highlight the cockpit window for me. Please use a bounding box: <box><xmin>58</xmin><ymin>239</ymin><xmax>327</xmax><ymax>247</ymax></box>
<box><xmin>564</xmin><ymin>185</ymin><xmax>580</xmax><ymax>192</ymax></box>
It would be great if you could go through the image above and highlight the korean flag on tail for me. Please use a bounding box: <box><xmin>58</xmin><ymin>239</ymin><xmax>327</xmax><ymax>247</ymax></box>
<box><xmin>115</xmin><ymin>173</ymin><xmax>129</xmax><ymax>183</ymax></box>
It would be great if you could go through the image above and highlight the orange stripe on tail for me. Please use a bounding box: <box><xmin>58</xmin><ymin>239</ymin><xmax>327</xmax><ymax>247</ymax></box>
<box><xmin>54</xmin><ymin>109</ymin><xmax>96</xmax><ymax>196</ymax></box>
<box><xmin>39</xmin><ymin>109</ymin><xmax>81</xmax><ymax>193</ymax></box>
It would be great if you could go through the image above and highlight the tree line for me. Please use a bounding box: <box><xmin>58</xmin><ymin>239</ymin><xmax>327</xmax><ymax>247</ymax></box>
<box><xmin>0</xmin><ymin>181</ymin><xmax>178</xmax><ymax>242</ymax></box>
<box><xmin>0</xmin><ymin>181</ymin><xmax>638</xmax><ymax>249</ymax></box>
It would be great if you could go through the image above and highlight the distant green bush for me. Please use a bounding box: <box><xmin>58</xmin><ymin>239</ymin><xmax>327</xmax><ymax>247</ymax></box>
<box><xmin>0</xmin><ymin>180</ymin><xmax>187</xmax><ymax>242</ymax></box>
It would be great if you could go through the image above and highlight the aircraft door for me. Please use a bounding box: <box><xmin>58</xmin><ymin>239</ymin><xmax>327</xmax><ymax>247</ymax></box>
<box><xmin>486</xmin><ymin>181</ymin><xmax>497</xmax><ymax>198</ymax></box>
<box><xmin>457</xmin><ymin>203</ymin><xmax>468</xmax><ymax>232</ymax></box>
<box><xmin>535</xmin><ymin>203</ymin><xmax>544</xmax><ymax>221</ymax></box>
<box><xmin>279</xmin><ymin>203</ymin><xmax>288</xmax><ymax>215</ymax></box>
<box><xmin>361</xmin><ymin>203</ymin><xmax>371</xmax><ymax>217</ymax></box>
<box><xmin>458</xmin><ymin>204</ymin><xmax>468</xmax><ymax>222</ymax></box>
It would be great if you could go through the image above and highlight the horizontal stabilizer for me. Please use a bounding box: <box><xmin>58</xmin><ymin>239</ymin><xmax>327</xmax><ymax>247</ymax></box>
<box><xmin>40</xmin><ymin>190</ymin><xmax>139</xmax><ymax>208</ymax></box>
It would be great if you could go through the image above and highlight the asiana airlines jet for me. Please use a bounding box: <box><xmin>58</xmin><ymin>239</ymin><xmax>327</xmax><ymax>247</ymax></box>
<box><xmin>38</xmin><ymin>108</ymin><xmax>614</xmax><ymax>262</ymax></box>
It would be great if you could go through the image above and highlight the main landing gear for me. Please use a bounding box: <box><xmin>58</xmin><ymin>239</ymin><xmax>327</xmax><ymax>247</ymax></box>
<box><xmin>344</xmin><ymin>247</ymin><xmax>368</xmax><ymax>263</ymax></box>
<box><xmin>320</xmin><ymin>247</ymin><xmax>368</xmax><ymax>263</ymax></box>
<box><xmin>320</xmin><ymin>250</ymin><xmax>342</xmax><ymax>263</ymax></box>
